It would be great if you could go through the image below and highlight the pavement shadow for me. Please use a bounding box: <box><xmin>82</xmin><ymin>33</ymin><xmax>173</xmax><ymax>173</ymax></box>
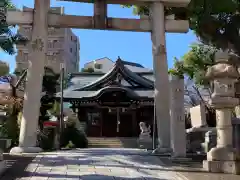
<box><xmin>31</xmin><ymin>149</ymin><xmax>207</xmax><ymax>174</ymax></box>
<box><xmin>0</xmin><ymin>154</ymin><xmax>36</xmax><ymax>180</ymax></box>
<box><xmin>24</xmin><ymin>172</ymin><xmax>169</xmax><ymax>180</ymax></box>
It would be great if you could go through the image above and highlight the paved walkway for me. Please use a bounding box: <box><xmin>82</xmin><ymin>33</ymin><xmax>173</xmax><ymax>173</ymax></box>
<box><xmin>160</xmin><ymin>157</ymin><xmax>240</xmax><ymax>180</ymax></box>
<box><xmin>1</xmin><ymin>148</ymin><xmax>186</xmax><ymax>180</ymax></box>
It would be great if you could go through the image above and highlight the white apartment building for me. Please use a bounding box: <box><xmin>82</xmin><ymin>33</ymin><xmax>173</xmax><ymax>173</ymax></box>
<box><xmin>83</xmin><ymin>57</ymin><xmax>114</xmax><ymax>73</ymax></box>
<box><xmin>15</xmin><ymin>6</ymin><xmax>80</xmax><ymax>74</ymax></box>
<box><xmin>83</xmin><ymin>57</ymin><xmax>152</xmax><ymax>74</ymax></box>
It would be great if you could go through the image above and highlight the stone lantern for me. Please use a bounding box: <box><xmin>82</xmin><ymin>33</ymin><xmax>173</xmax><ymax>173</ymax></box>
<box><xmin>203</xmin><ymin>51</ymin><xmax>240</xmax><ymax>174</ymax></box>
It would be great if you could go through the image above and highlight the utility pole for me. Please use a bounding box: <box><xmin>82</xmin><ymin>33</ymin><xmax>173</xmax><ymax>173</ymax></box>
<box><xmin>58</xmin><ymin>63</ymin><xmax>65</xmax><ymax>150</ymax></box>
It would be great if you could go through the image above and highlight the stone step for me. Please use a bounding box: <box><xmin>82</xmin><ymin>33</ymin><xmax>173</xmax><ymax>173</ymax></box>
<box><xmin>87</xmin><ymin>137</ymin><xmax>138</xmax><ymax>148</ymax></box>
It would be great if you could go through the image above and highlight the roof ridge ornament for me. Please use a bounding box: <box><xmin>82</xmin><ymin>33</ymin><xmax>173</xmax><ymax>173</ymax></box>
<box><xmin>117</xmin><ymin>56</ymin><xmax>122</xmax><ymax>62</ymax></box>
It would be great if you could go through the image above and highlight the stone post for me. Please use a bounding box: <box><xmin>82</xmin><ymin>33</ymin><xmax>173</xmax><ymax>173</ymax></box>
<box><xmin>203</xmin><ymin>51</ymin><xmax>240</xmax><ymax>174</ymax></box>
<box><xmin>151</xmin><ymin>2</ymin><xmax>171</xmax><ymax>154</ymax></box>
<box><xmin>235</xmin><ymin>105</ymin><xmax>240</xmax><ymax>118</ymax></box>
<box><xmin>170</xmin><ymin>75</ymin><xmax>186</xmax><ymax>157</ymax></box>
<box><xmin>10</xmin><ymin>0</ymin><xmax>50</xmax><ymax>154</ymax></box>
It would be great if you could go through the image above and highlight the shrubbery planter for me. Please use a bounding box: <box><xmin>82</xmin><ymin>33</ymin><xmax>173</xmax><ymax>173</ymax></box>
<box><xmin>0</xmin><ymin>138</ymin><xmax>11</xmax><ymax>151</ymax></box>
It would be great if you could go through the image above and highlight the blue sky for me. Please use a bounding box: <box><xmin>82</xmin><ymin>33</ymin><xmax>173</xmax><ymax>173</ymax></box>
<box><xmin>1</xmin><ymin>0</ymin><xmax>197</xmax><ymax>72</ymax></box>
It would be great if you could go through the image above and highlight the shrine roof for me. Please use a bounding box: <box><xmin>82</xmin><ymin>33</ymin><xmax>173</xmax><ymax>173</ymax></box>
<box><xmin>57</xmin><ymin>88</ymin><xmax>154</xmax><ymax>100</ymax></box>
<box><xmin>78</xmin><ymin>57</ymin><xmax>154</xmax><ymax>90</ymax></box>
<box><xmin>69</xmin><ymin>58</ymin><xmax>153</xmax><ymax>88</ymax></box>
<box><xmin>56</xmin><ymin>57</ymin><xmax>154</xmax><ymax>100</ymax></box>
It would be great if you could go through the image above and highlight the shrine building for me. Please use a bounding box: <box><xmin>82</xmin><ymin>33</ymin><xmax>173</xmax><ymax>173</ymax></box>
<box><xmin>56</xmin><ymin>57</ymin><xmax>155</xmax><ymax>137</ymax></box>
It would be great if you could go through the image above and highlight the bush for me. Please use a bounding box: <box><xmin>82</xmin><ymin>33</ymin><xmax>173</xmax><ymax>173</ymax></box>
<box><xmin>61</xmin><ymin>126</ymin><xmax>88</xmax><ymax>148</ymax></box>
<box><xmin>2</xmin><ymin>114</ymin><xmax>19</xmax><ymax>147</ymax></box>
<box><xmin>37</xmin><ymin>128</ymin><xmax>56</xmax><ymax>150</ymax></box>
<box><xmin>37</xmin><ymin>124</ymin><xmax>88</xmax><ymax>151</ymax></box>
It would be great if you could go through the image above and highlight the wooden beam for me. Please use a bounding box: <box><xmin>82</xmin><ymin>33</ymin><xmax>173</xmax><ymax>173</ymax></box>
<box><xmin>57</xmin><ymin>0</ymin><xmax>190</xmax><ymax>7</ymax></box>
<box><xmin>7</xmin><ymin>11</ymin><xmax>189</xmax><ymax>33</ymax></box>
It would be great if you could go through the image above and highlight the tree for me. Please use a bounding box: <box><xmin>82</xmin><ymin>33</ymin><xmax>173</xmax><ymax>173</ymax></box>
<box><xmin>39</xmin><ymin>68</ymin><xmax>59</xmax><ymax>130</ymax></box>
<box><xmin>13</xmin><ymin>67</ymin><xmax>60</xmax><ymax>126</ymax></box>
<box><xmin>0</xmin><ymin>0</ymin><xmax>28</xmax><ymax>55</ymax></box>
<box><xmin>0</xmin><ymin>60</ymin><xmax>9</xmax><ymax>76</ymax></box>
<box><xmin>0</xmin><ymin>71</ymin><xmax>26</xmax><ymax>146</ymax></box>
<box><xmin>123</xmin><ymin>0</ymin><xmax>240</xmax><ymax>55</ymax></box>
<box><xmin>169</xmin><ymin>43</ymin><xmax>216</xmax><ymax>105</ymax></box>
<box><xmin>168</xmin><ymin>44</ymin><xmax>217</xmax><ymax>127</ymax></box>
<box><xmin>81</xmin><ymin>67</ymin><xmax>94</xmax><ymax>73</ymax></box>
<box><xmin>0</xmin><ymin>67</ymin><xmax>59</xmax><ymax>146</ymax></box>
<box><xmin>169</xmin><ymin>43</ymin><xmax>217</xmax><ymax>87</ymax></box>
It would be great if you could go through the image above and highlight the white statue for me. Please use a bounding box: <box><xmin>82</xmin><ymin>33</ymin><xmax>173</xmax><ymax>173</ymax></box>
<box><xmin>139</xmin><ymin>122</ymin><xmax>151</xmax><ymax>137</ymax></box>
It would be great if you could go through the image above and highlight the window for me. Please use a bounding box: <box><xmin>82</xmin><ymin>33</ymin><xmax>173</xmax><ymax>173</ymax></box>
<box><xmin>48</xmin><ymin>41</ymin><xmax>52</xmax><ymax>48</ymax></box>
<box><xmin>18</xmin><ymin>50</ymin><xmax>23</xmax><ymax>56</ymax></box>
<box><xmin>71</xmin><ymin>36</ymin><xmax>73</xmax><ymax>41</ymax></box>
<box><xmin>94</xmin><ymin>63</ymin><xmax>102</xmax><ymax>69</ymax></box>
<box><xmin>53</xmin><ymin>52</ymin><xmax>59</xmax><ymax>61</ymax></box>
<box><xmin>53</xmin><ymin>40</ymin><xmax>58</xmax><ymax>48</ymax></box>
<box><xmin>70</xmin><ymin>48</ymin><xmax>73</xmax><ymax>53</ymax></box>
<box><xmin>23</xmin><ymin>53</ymin><xmax>28</xmax><ymax>61</ymax></box>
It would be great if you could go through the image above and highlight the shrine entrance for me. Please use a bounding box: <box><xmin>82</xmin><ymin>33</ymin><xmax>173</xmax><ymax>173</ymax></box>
<box><xmin>102</xmin><ymin>108</ymin><xmax>118</xmax><ymax>137</ymax></box>
<box><xmin>6</xmin><ymin>0</ymin><xmax>190</xmax><ymax>153</ymax></box>
<box><xmin>101</xmin><ymin>108</ymin><xmax>134</xmax><ymax>137</ymax></box>
<box><xmin>119</xmin><ymin>111</ymin><xmax>133</xmax><ymax>137</ymax></box>
<box><xmin>90</xmin><ymin>87</ymin><xmax>140</xmax><ymax>138</ymax></box>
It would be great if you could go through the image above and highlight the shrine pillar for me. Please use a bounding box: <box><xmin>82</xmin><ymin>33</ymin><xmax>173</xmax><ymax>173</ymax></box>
<box><xmin>151</xmin><ymin>2</ymin><xmax>171</xmax><ymax>153</ymax></box>
<box><xmin>203</xmin><ymin>51</ymin><xmax>240</xmax><ymax>174</ymax></box>
<box><xmin>10</xmin><ymin>0</ymin><xmax>50</xmax><ymax>154</ymax></box>
<box><xmin>170</xmin><ymin>75</ymin><xmax>186</xmax><ymax>157</ymax></box>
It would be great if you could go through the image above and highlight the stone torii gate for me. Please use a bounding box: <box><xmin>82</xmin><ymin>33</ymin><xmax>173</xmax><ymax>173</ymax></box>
<box><xmin>5</xmin><ymin>0</ymin><xmax>190</xmax><ymax>154</ymax></box>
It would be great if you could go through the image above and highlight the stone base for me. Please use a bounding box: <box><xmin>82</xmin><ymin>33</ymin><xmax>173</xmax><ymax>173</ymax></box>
<box><xmin>203</xmin><ymin>160</ymin><xmax>240</xmax><ymax>174</ymax></box>
<box><xmin>152</xmin><ymin>147</ymin><xmax>172</xmax><ymax>156</ymax></box>
<box><xmin>207</xmin><ymin>147</ymin><xmax>239</xmax><ymax>161</ymax></box>
<box><xmin>170</xmin><ymin>156</ymin><xmax>190</xmax><ymax>162</ymax></box>
<box><xmin>138</xmin><ymin>137</ymin><xmax>152</xmax><ymax>150</ymax></box>
<box><xmin>10</xmin><ymin>146</ymin><xmax>43</xmax><ymax>154</ymax></box>
<box><xmin>0</xmin><ymin>160</ymin><xmax>6</xmax><ymax>176</ymax></box>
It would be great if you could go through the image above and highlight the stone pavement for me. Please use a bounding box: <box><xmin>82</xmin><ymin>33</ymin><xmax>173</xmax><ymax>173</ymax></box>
<box><xmin>0</xmin><ymin>148</ymin><xmax>186</xmax><ymax>180</ymax></box>
<box><xmin>159</xmin><ymin>157</ymin><xmax>240</xmax><ymax>180</ymax></box>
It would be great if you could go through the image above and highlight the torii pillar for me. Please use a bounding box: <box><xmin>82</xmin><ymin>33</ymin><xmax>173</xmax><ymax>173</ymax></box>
<box><xmin>10</xmin><ymin>0</ymin><xmax>50</xmax><ymax>154</ymax></box>
<box><xmin>151</xmin><ymin>1</ymin><xmax>188</xmax><ymax>153</ymax></box>
<box><xmin>151</xmin><ymin>2</ymin><xmax>171</xmax><ymax>153</ymax></box>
